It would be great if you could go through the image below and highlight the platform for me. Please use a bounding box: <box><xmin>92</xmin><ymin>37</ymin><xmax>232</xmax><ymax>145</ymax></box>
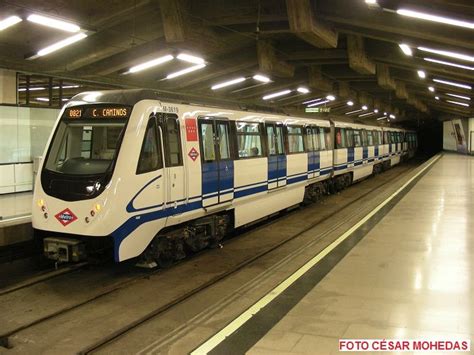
<box><xmin>0</xmin><ymin>192</ymin><xmax>32</xmax><ymax>247</ymax></box>
<box><xmin>192</xmin><ymin>153</ymin><xmax>473</xmax><ymax>354</ymax></box>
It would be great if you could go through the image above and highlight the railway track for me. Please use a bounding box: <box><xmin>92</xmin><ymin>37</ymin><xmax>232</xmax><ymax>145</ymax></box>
<box><xmin>0</xmin><ymin>161</ymin><xmax>421</xmax><ymax>353</ymax></box>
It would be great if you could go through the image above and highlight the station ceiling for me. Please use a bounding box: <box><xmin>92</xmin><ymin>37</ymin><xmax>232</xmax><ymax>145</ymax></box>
<box><xmin>0</xmin><ymin>0</ymin><xmax>473</xmax><ymax>124</ymax></box>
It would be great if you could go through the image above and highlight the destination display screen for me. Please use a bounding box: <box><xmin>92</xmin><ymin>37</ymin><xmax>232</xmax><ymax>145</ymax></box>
<box><xmin>64</xmin><ymin>106</ymin><xmax>131</xmax><ymax>119</ymax></box>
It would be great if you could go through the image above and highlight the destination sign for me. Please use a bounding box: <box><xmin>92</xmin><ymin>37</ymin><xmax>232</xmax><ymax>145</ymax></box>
<box><xmin>64</xmin><ymin>106</ymin><xmax>131</xmax><ymax>119</ymax></box>
<box><xmin>305</xmin><ymin>107</ymin><xmax>331</xmax><ymax>113</ymax></box>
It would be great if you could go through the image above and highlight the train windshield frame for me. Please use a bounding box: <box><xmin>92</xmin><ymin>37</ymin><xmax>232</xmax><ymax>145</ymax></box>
<box><xmin>41</xmin><ymin>104</ymin><xmax>131</xmax><ymax>201</ymax></box>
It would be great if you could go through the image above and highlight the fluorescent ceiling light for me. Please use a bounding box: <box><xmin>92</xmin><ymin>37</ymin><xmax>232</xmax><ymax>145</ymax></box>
<box><xmin>389</xmin><ymin>114</ymin><xmax>396</xmax><ymax>119</ymax></box>
<box><xmin>435</xmin><ymin>96</ymin><xmax>440</xmax><ymax>100</ymax></box>
<box><xmin>417</xmin><ymin>70</ymin><xmax>426</xmax><ymax>79</ymax></box>
<box><xmin>128</xmin><ymin>55</ymin><xmax>174</xmax><ymax>74</ymax></box>
<box><xmin>418</xmin><ymin>47</ymin><xmax>474</xmax><ymax>62</ymax></box>
<box><xmin>365</xmin><ymin>0</ymin><xmax>377</xmax><ymax>4</ymax></box>
<box><xmin>433</xmin><ymin>78</ymin><xmax>471</xmax><ymax>90</ymax></box>
<box><xmin>297</xmin><ymin>87</ymin><xmax>310</xmax><ymax>94</ymax></box>
<box><xmin>211</xmin><ymin>77</ymin><xmax>246</xmax><ymax>90</ymax></box>
<box><xmin>374</xmin><ymin>109</ymin><xmax>379</xmax><ymax>113</ymax></box>
<box><xmin>166</xmin><ymin>64</ymin><xmax>206</xmax><ymax>79</ymax></box>
<box><xmin>307</xmin><ymin>99</ymin><xmax>330</xmax><ymax>107</ymax></box>
<box><xmin>362</xmin><ymin>105</ymin><xmax>368</xmax><ymax>110</ymax></box>
<box><xmin>428</xmin><ymin>86</ymin><xmax>435</xmax><ymax>92</ymax></box>
<box><xmin>263</xmin><ymin>89</ymin><xmax>292</xmax><ymax>100</ymax></box>
<box><xmin>36</xmin><ymin>97</ymin><xmax>49</xmax><ymax>102</ymax></box>
<box><xmin>447</xmin><ymin>100</ymin><xmax>470</xmax><ymax>107</ymax></box>
<box><xmin>37</xmin><ymin>33</ymin><xmax>87</xmax><ymax>57</ymax></box>
<box><xmin>358</xmin><ymin>112</ymin><xmax>375</xmax><ymax>117</ymax></box>
<box><xmin>347</xmin><ymin>101</ymin><xmax>354</xmax><ymax>106</ymax></box>
<box><xmin>345</xmin><ymin>109</ymin><xmax>363</xmax><ymax>115</ymax></box>
<box><xmin>0</xmin><ymin>16</ymin><xmax>22</xmax><ymax>31</ymax></box>
<box><xmin>376</xmin><ymin>116</ymin><xmax>387</xmax><ymax>121</ymax></box>
<box><xmin>303</xmin><ymin>98</ymin><xmax>322</xmax><ymax>104</ymax></box>
<box><xmin>423</xmin><ymin>57</ymin><xmax>474</xmax><ymax>71</ymax></box>
<box><xmin>177</xmin><ymin>53</ymin><xmax>205</xmax><ymax>65</ymax></box>
<box><xmin>18</xmin><ymin>87</ymin><xmax>45</xmax><ymax>92</ymax></box>
<box><xmin>445</xmin><ymin>93</ymin><xmax>470</xmax><ymax>100</ymax></box>
<box><xmin>399</xmin><ymin>44</ymin><xmax>413</xmax><ymax>56</ymax></box>
<box><xmin>326</xmin><ymin>95</ymin><xmax>336</xmax><ymax>101</ymax></box>
<box><xmin>53</xmin><ymin>85</ymin><xmax>80</xmax><ymax>89</ymax></box>
<box><xmin>27</xmin><ymin>14</ymin><xmax>80</xmax><ymax>32</ymax></box>
<box><xmin>397</xmin><ymin>9</ymin><xmax>474</xmax><ymax>29</ymax></box>
<box><xmin>253</xmin><ymin>74</ymin><xmax>270</xmax><ymax>83</ymax></box>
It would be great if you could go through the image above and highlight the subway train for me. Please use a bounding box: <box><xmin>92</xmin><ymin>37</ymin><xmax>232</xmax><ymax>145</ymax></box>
<box><xmin>32</xmin><ymin>89</ymin><xmax>417</xmax><ymax>267</ymax></box>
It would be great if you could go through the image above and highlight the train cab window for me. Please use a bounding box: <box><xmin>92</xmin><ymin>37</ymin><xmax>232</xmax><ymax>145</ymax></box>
<box><xmin>287</xmin><ymin>126</ymin><xmax>305</xmax><ymax>153</ymax></box>
<box><xmin>163</xmin><ymin>114</ymin><xmax>183</xmax><ymax>166</ymax></box>
<box><xmin>336</xmin><ymin>128</ymin><xmax>347</xmax><ymax>148</ymax></box>
<box><xmin>367</xmin><ymin>131</ymin><xmax>374</xmax><ymax>146</ymax></box>
<box><xmin>137</xmin><ymin>117</ymin><xmax>163</xmax><ymax>174</ymax></box>
<box><xmin>236</xmin><ymin>122</ymin><xmax>264</xmax><ymax>158</ymax></box>
<box><xmin>352</xmin><ymin>130</ymin><xmax>362</xmax><ymax>147</ymax></box>
<box><xmin>266</xmin><ymin>124</ymin><xmax>284</xmax><ymax>155</ymax></box>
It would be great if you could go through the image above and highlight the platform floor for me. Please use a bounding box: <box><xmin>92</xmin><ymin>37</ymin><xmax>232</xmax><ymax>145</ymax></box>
<box><xmin>243</xmin><ymin>153</ymin><xmax>473</xmax><ymax>353</ymax></box>
<box><xmin>0</xmin><ymin>191</ymin><xmax>32</xmax><ymax>220</ymax></box>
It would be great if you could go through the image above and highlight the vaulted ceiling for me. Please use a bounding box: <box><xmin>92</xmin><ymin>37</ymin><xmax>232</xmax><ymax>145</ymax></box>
<box><xmin>0</xmin><ymin>0</ymin><xmax>473</xmax><ymax>126</ymax></box>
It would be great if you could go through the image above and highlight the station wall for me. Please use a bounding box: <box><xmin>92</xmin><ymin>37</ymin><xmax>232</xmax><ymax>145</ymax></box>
<box><xmin>442</xmin><ymin>118</ymin><xmax>473</xmax><ymax>154</ymax></box>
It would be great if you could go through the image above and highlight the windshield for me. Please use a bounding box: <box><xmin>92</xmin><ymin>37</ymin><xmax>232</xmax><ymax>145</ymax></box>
<box><xmin>44</xmin><ymin>120</ymin><xmax>126</xmax><ymax>175</ymax></box>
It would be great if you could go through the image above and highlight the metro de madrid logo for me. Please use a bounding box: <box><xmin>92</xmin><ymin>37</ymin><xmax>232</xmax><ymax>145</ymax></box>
<box><xmin>55</xmin><ymin>208</ymin><xmax>78</xmax><ymax>226</ymax></box>
<box><xmin>188</xmin><ymin>147</ymin><xmax>199</xmax><ymax>161</ymax></box>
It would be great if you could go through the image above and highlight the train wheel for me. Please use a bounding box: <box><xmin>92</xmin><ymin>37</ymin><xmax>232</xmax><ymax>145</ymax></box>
<box><xmin>153</xmin><ymin>236</ymin><xmax>185</xmax><ymax>268</ymax></box>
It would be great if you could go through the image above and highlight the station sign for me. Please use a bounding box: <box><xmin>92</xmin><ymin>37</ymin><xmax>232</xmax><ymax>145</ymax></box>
<box><xmin>305</xmin><ymin>107</ymin><xmax>331</xmax><ymax>113</ymax></box>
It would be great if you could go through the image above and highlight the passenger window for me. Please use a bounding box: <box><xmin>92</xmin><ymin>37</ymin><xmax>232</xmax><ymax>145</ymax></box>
<box><xmin>164</xmin><ymin>114</ymin><xmax>183</xmax><ymax>166</ymax></box>
<box><xmin>346</xmin><ymin>129</ymin><xmax>354</xmax><ymax>147</ymax></box>
<box><xmin>336</xmin><ymin>128</ymin><xmax>346</xmax><ymax>148</ymax></box>
<box><xmin>353</xmin><ymin>130</ymin><xmax>362</xmax><ymax>147</ymax></box>
<box><xmin>305</xmin><ymin>126</ymin><xmax>314</xmax><ymax>152</ymax></box>
<box><xmin>313</xmin><ymin>127</ymin><xmax>321</xmax><ymax>151</ymax></box>
<box><xmin>137</xmin><ymin>117</ymin><xmax>162</xmax><ymax>174</ymax></box>
<box><xmin>217</xmin><ymin>123</ymin><xmax>231</xmax><ymax>159</ymax></box>
<box><xmin>318</xmin><ymin>127</ymin><xmax>327</xmax><ymax>150</ymax></box>
<box><xmin>383</xmin><ymin>132</ymin><xmax>389</xmax><ymax>144</ymax></box>
<box><xmin>200</xmin><ymin>122</ymin><xmax>216</xmax><ymax>161</ymax></box>
<box><xmin>237</xmin><ymin>122</ymin><xmax>263</xmax><ymax>158</ymax></box>
<box><xmin>367</xmin><ymin>131</ymin><xmax>374</xmax><ymax>146</ymax></box>
<box><xmin>361</xmin><ymin>130</ymin><xmax>368</xmax><ymax>146</ymax></box>
<box><xmin>287</xmin><ymin>126</ymin><xmax>305</xmax><ymax>153</ymax></box>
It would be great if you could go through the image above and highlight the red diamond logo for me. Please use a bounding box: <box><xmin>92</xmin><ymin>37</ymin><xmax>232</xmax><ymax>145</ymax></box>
<box><xmin>55</xmin><ymin>208</ymin><xmax>78</xmax><ymax>227</ymax></box>
<box><xmin>188</xmin><ymin>147</ymin><xmax>199</xmax><ymax>162</ymax></box>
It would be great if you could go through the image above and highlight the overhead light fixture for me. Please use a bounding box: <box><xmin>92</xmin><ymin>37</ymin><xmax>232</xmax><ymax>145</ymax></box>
<box><xmin>253</xmin><ymin>74</ymin><xmax>270</xmax><ymax>83</ymax></box>
<box><xmin>18</xmin><ymin>87</ymin><xmax>45</xmax><ymax>92</ymax></box>
<box><xmin>384</xmin><ymin>112</ymin><xmax>387</xmax><ymax>115</ymax></box>
<box><xmin>53</xmin><ymin>85</ymin><xmax>80</xmax><ymax>89</ymax></box>
<box><xmin>297</xmin><ymin>87</ymin><xmax>310</xmax><ymax>94</ymax></box>
<box><xmin>211</xmin><ymin>77</ymin><xmax>246</xmax><ymax>90</ymax></box>
<box><xmin>376</xmin><ymin>116</ymin><xmax>387</xmax><ymax>121</ymax></box>
<box><xmin>303</xmin><ymin>98</ymin><xmax>322</xmax><ymax>104</ymax></box>
<box><xmin>0</xmin><ymin>15</ymin><xmax>22</xmax><ymax>31</ymax></box>
<box><xmin>27</xmin><ymin>14</ymin><xmax>80</xmax><ymax>33</ymax></box>
<box><xmin>399</xmin><ymin>44</ymin><xmax>413</xmax><ymax>56</ymax></box>
<box><xmin>36</xmin><ymin>33</ymin><xmax>87</xmax><ymax>57</ymax></box>
<box><xmin>445</xmin><ymin>93</ymin><xmax>470</xmax><ymax>101</ymax></box>
<box><xmin>263</xmin><ymin>89</ymin><xmax>292</xmax><ymax>100</ymax></box>
<box><xmin>418</xmin><ymin>47</ymin><xmax>474</xmax><ymax>62</ymax></box>
<box><xmin>347</xmin><ymin>101</ymin><xmax>354</xmax><ymax>106</ymax></box>
<box><xmin>176</xmin><ymin>53</ymin><xmax>205</xmax><ymax>65</ymax></box>
<box><xmin>36</xmin><ymin>97</ymin><xmax>49</xmax><ymax>102</ymax></box>
<box><xmin>433</xmin><ymin>78</ymin><xmax>472</xmax><ymax>90</ymax></box>
<box><xmin>358</xmin><ymin>112</ymin><xmax>375</xmax><ymax>117</ymax></box>
<box><xmin>362</xmin><ymin>105</ymin><xmax>368</xmax><ymax>110</ymax></box>
<box><xmin>435</xmin><ymin>96</ymin><xmax>440</xmax><ymax>100</ymax></box>
<box><xmin>389</xmin><ymin>114</ymin><xmax>396</xmax><ymax>119</ymax></box>
<box><xmin>374</xmin><ymin>109</ymin><xmax>379</xmax><ymax>113</ymax></box>
<box><xmin>447</xmin><ymin>100</ymin><xmax>470</xmax><ymax>107</ymax></box>
<box><xmin>417</xmin><ymin>70</ymin><xmax>426</xmax><ymax>79</ymax></box>
<box><xmin>428</xmin><ymin>86</ymin><xmax>435</xmax><ymax>92</ymax></box>
<box><xmin>345</xmin><ymin>109</ymin><xmax>363</xmax><ymax>115</ymax></box>
<box><xmin>127</xmin><ymin>55</ymin><xmax>174</xmax><ymax>74</ymax></box>
<box><xmin>166</xmin><ymin>64</ymin><xmax>206</xmax><ymax>79</ymax></box>
<box><xmin>423</xmin><ymin>57</ymin><xmax>474</xmax><ymax>71</ymax></box>
<box><xmin>397</xmin><ymin>8</ymin><xmax>474</xmax><ymax>29</ymax></box>
<box><xmin>365</xmin><ymin>0</ymin><xmax>377</xmax><ymax>4</ymax></box>
<box><xmin>307</xmin><ymin>99</ymin><xmax>330</xmax><ymax>107</ymax></box>
<box><xmin>326</xmin><ymin>95</ymin><xmax>336</xmax><ymax>101</ymax></box>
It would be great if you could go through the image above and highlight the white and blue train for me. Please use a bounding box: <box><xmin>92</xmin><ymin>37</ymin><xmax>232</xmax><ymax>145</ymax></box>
<box><xmin>32</xmin><ymin>90</ymin><xmax>417</xmax><ymax>266</ymax></box>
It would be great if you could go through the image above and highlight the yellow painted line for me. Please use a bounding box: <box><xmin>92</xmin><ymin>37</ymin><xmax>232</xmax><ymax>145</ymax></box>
<box><xmin>191</xmin><ymin>154</ymin><xmax>441</xmax><ymax>355</ymax></box>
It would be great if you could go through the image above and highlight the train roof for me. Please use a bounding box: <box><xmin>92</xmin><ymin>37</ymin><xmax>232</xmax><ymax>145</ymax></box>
<box><xmin>69</xmin><ymin>89</ymin><xmax>160</xmax><ymax>106</ymax></box>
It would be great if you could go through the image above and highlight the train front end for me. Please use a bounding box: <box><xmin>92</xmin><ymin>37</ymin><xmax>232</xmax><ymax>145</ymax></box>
<box><xmin>32</xmin><ymin>93</ymin><xmax>133</xmax><ymax>263</ymax></box>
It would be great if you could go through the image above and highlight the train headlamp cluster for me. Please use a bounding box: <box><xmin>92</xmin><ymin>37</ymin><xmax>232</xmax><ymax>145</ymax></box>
<box><xmin>86</xmin><ymin>203</ymin><xmax>102</xmax><ymax>223</ymax></box>
<box><xmin>37</xmin><ymin>199</ymin><xmax>48</xmax><ymax>219</ymax></box>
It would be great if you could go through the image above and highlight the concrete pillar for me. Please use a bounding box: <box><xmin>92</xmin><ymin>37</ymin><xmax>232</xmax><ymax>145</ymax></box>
<box><xmin>0</xmin><ymin>69</ymin><xmax>17</xmax><ymax>104</ymax></box>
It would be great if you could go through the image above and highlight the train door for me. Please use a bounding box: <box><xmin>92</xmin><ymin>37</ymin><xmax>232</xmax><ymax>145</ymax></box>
<box><xmin>159</xmin><ymin>113</ymin><xmax>185</xmax><ymax>214</ymax></box>
<box><xmin>266</xmin><ymin>123</ymin><xmax>286</xmax><ymax>189</ymax></box>
<box><xmin>198</xmin><ymin>118</ymin><xmax>234</xmax><ymax>207</ymax></box>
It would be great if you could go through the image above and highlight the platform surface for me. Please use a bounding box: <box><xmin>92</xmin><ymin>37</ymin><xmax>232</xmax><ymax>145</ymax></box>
<box><xmin>0</xmin><ymin>191</ymin><xmax>32</xmax><ymax>221</ymax></box>
<box><xmin>243</xmin><ymin>153</ymin><xmax>473</xmax><ymax>354</ymax></box>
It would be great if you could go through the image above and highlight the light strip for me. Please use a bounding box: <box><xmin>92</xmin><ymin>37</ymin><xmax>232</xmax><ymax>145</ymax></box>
<box><xmin>211</xmin><ymin>77</ymin><xmax>246</xmax><ymax>90</ymax></box>
<box><xmin>399</xmin><ymin>44</ymin><xmax>413</xmax><ymax>56</ymax></box>
<box><xmin>37</xmin><ymin>33</ymin><xmax>87</xmax><ymax>57</ymax></box>
<box><xmin>358</xmin><ymin>112</ymin><xmax>376</xmax><ymax>117</ymax></box>
<box><xmin>253</xmin><ymin>74</ymin><xmax>270</xmax><ymax>83</ymax></box>
<box><xmin>445</xmin><ymin>93</ymin><xmax>471</xmax><ymax>101</ymax></box>
<box><xmin>176</xmin><ymin>53</ymin><xmax>205</xmax><ymax>65</ymax></box>
<box><xmin>166</xmin><ymin>64</ymin><xmax>206</xmax><ymax>79</ymax></box>
<box><xmin>423</xmin><ymin>57</ymin><xmax>474</xmax><ymax>71</ymax></box>
<box><xmin>36</xmin><ymin>97</ymin><xmax>49</xmax><ymax>102</ymax></box>
<box><xmin>0</xmin><ymin>16</ymin><xmax>22</xmax><ymax>31</ymax></box>
<box><xmin>302</xmin><ymin>98</ymin><xmax>322</xmax><ymax>104</ymax></box>
<box><xmin>433</xmin><ymin>78</ymin><xmax>472</xmax><ymax>90</ymax></box>
<box><xmin>262</xmin><ymin>89</ymin><xmax>292</xmax><ymax>100</ymax></box>
<box><xmin>128</xmin><ymin>55</ymin><xmax>174</xmax><ymax>73</ymax></box>
<box><xmin>446</xmin><ymin>100</ymin><xmax>470</xmax><ymax>107</ymax></box>
<box><xmin>345</xmin><ymin>109</ymin><xmax>363</xmax><ymax>115</ymax></box>
<box><xmin>376</xmin><ymin>116</ymin><xmax>387</xmax><ymax>121</ymax></box>
<box><xmin>418</xmin><ymin>47</ymin><xmax>474</xmax><ymax>62</ymax></box>
<box><xmin>52</xmin><ymin>85</ymin><xmax>80</xmax><ymax>89</ymax></box>
<box><xmin>27</xmin><ymin>14</ymin><xmax>80</xmax><ymax>33</ymax></box>
<box><xmin>397</xmin><ymin>8</ymin><xmax>474</xmax><ymax>29</ymax></box>
<box><xmin>297</xmin><ymin>87</ymin><xmax>310</xmax><ymax>94</ymax></box>
<box><xmin>18</xmin><ymin>87</ymin><xmax>45</xmax><ymax>92</ymax></box>
<box><xmin>307</xmin><ymin>99</ymin><xmax>329</xmax><ymax>107</ymax></box>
